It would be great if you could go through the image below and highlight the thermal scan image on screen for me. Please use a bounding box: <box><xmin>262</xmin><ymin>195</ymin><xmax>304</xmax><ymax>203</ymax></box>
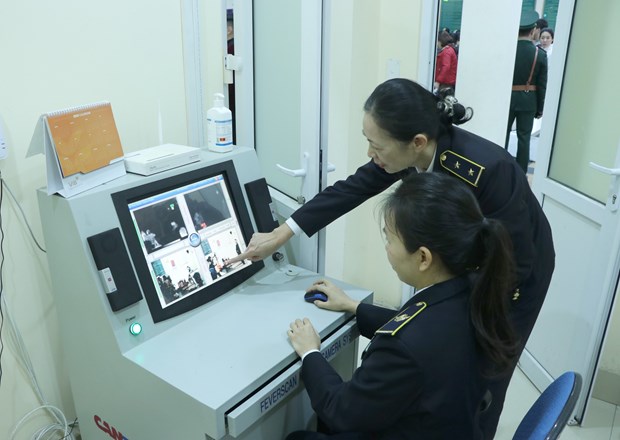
<box><xmin>128</xmin><ymin>174</ymin><xmax>250</xmax><ymax>308</ymax></box>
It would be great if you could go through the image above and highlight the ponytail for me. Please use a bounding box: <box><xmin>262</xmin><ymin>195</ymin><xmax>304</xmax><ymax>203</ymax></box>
<box><xmin>470</xmin><ymin>218</ymin><xmax>520</xmax><ymax>377</ymax></box>
<box><xmin>382</xmin><ymin>172</ymin><xmax>519</xmax><ymax>377</ymax></box>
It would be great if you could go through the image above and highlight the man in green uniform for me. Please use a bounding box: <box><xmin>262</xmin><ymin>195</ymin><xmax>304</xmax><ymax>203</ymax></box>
<box><xmin>506</xmin><ymin>10</ymin><xmax>548</xmax><ymax>173</ymax></box>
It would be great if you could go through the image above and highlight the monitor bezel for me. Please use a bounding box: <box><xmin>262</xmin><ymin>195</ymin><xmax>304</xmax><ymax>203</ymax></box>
<box><xmin>112</xmin><ymin>160</ymin><xmax>264</xmax><ymax>323</ymax></box>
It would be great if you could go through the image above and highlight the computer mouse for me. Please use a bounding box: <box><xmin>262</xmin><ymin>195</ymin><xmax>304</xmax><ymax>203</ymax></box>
<box><xmin>304</xmin><ymin>290</ymin><xmax>328</xmax><ymax>303</ymax></box>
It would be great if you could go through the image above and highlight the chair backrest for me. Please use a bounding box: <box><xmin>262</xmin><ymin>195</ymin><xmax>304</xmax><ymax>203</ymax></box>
<box><xmin>512</xmin><ymin>371</ymin><xmax>582</xmax><ymax>440</ymax></box>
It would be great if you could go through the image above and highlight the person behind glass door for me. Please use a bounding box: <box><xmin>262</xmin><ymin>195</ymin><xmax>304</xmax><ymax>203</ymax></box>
<box><xmin>533</xmin><ymin>18</ymin><xmax>548</xmax><ymax>45</ymax></box>
<box><xmin>434</xmin><ymin>30</ymin><xmax>458</xmax><ymax>94</ymax></box>
<box><xmin>532</xmin><ymin>27</ymin><xmax>555</xmax><ymax>138</ymax></box>
<box><xmin>538</xmin><ymin>27</ymin><xmax>554</xmax><ymax>60</ymax></box>
<box><xmin>228</xmin><ymin>77</ymin><xmax>555</xmax><ymax>439</ymax></box>
<box><xmin>451</xmin><ymin>29</ymin><xmax>461</xmax><ymax>56</ymax></box>
<box><xmin>285</xmin><ymin>172</ymin><xmax>518</xmax><ymax>439</ymax></box>
<box><xmin>505</xmin><ymin>9</ymin><xmax>548</xmax><ymax>173</ymax></box>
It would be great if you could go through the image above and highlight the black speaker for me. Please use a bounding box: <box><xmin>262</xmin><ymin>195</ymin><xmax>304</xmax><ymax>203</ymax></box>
<box><xmin>87</xmin><ymin>228</ymin><xmax>143</xmax><ymax>312</ymax></box>
<box><xmin>244</xmin><ymin>178</ymin><xmax>279</xmax><ymax>233</ymax></box>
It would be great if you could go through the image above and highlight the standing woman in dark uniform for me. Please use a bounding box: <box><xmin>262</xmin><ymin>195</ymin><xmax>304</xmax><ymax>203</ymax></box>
<box><xmin>231</xmin><ymin>78</ymin><xmax>555</xmax><ymax>437</ymax></box>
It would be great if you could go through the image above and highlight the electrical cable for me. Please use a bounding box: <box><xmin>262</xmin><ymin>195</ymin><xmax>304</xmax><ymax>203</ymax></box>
<box><xmin>59</xmin><ymin>418</ymin><xmax>78</xmax><ymax>440</ymax></box>
<box><xmin>0</xmin><ymin>176</ymin><xmax>46</xmax><ymax>253</ymax></box>
<box><xmin>9</xmin><ymin>403</ymin><xmax>76</xmax><ymax>440</ymax></box>
<box><xmin>0</xmin><ymin>171</ymin><xmax>75</xmax><ymax>438</ymax></box>
<box><xmin>2</xmin><ymin>294</ymin><xmax>77</xmax><ymax>439</ymax></box>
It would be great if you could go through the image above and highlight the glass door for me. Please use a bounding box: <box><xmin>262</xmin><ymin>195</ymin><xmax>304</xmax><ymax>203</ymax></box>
<box><xmin>250</xmin><ymin>0</ymin><xmax>323</xmax><ymax>271</ymax></box>
<box><xmin>523</xmin><ymin>0</ymin><xmax>620</xmax><ymax>423</ymax></box>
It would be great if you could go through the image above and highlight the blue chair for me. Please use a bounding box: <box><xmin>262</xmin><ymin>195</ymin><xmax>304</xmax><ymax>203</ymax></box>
<box><xmin>513</xmin><ymin>371</ymin><xmax>582</xmax><ymax>440</ymax></box>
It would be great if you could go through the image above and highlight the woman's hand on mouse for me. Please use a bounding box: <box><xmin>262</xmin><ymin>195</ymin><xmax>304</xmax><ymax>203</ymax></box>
<box><xmin>288</xmin><ymin>318</ymin><xmax>320</xmax><ymax>357</ymax></box>
<box><xmin>308</xmin><ymin>279</ymin><xmax>360</xmax><ymax>314</ymax></box>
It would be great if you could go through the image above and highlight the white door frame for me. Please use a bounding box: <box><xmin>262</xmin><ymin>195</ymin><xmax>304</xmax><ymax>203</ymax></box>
<box><xmin>238</xmin><ymin>0</ymin><xmax>324</xmax><ymax>272</ymax></box>
<box><xmin>228</xmin><ymin>0</ymin><xmax>255</xmax><ymax>149</ymax></box>
<box><xmin>524</xmin><ymin>0</ymin><xmax>620</xmax><ymax>423</ymax></box>
<box><xmin>181</xmin><ymin>0</ymin><xmax>326</xmax><ymax>273</ymax></box>
<box><xmin>417</xmin><ymin>0</ymin><xmax>439</xmax><ymax>90</ymax></box>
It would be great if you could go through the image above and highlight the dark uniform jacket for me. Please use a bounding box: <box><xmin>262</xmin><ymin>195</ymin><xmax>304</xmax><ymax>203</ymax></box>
<box><xmin>302</xmin><ymin>276</ymin><xmax>486</xmax><ymax>439</ymax></box>
<box><xmin>511</xmin><ymin>40</ymin><xmax>548</xmax><ymax>116</ymax></box>
<box><xmin>291</xmin><ymin>126</ymin><xmax>555</xmax><ymax>337</ymax></box>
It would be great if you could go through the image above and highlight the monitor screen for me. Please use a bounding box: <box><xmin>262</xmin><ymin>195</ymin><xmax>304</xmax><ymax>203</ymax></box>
<box><xmin>112</xmin><ymin>160</ymin><xmax>264</xmax><ymax>322</ymax></box>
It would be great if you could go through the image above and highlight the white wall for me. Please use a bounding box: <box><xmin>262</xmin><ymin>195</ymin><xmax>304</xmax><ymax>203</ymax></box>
<box><xmin>324</xmin><ymin>0</ymin><xmax>422</xmax><ymax>309</ymax></box>
<box><xmin>0</xmin><ymin>1</ymin><xmax>188</xmax><ymax>437</ymax></box>
<box><xmin>456</xmin><ymin>0</ymin><xmax>521</xmax><ymax>145</ymax></box>
<box><xmin>323</xmin><ymin>0</ymin><xmax>521</xmax><ymax>309</ymax></box>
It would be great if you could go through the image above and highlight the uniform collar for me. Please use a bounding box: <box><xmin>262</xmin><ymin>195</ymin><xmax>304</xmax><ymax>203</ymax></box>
<box><xmin>402</xmin><ymin>275</ymin><xmax>470</xmax><ymax>310</ymax></box>
<box><xmin>433</xmin><ymin>128</ymin><xmax>453</xmax><ymax>170</ymax></box>
<box><xmin>415</xmin><ymin>148</ymin><xmax>437</xmax><ymax>173</ymax></box>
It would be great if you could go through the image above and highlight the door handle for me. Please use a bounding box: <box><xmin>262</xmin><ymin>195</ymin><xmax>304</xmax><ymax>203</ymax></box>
<box><xmin>589</xmin><ymin>162</ymin><xmax>620</xmax><ymax>212</ymax></box>
<box><xmin>589</xmin><ymin>162</ymin><xmax>620</xmax><ymax>176</ymax></box>
<box><xmin>276</xmin><ymin>154</ymin><xmax>335</xmax><ymax>177</ymax></box>
<box><xmin>277</xmin><ymin>152</ymin><xmax>309</xmax><ymax>178</ymax></box>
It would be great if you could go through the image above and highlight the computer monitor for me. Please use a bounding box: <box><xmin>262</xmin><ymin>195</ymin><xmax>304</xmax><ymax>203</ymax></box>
<box><xmin>112</xmin><ymin>160</ymin><xmax>263</xmax><ymax>322</ymax></box>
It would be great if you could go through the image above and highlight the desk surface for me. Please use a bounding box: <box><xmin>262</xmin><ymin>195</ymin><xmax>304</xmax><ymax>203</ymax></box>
<box><xmin>124</xmin><ymin>266</ymin><xmax>372</xmax><ymax>412</ymax></box>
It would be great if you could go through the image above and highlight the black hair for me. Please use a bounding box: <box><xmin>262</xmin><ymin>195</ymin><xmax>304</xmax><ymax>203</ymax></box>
<box><xmin>381</xmin><ymin>172</ymin><xmax>519</xmax><ymax>376</ymax></box>
<box><xmin>540</xmin><ymin>27</ymin><xmax>554</xmax><ymax>40</ymax></box>
<box><xmin>363</xmin><ymin>78</ymin><xmax>472</xmax><ymax>143</ymax></box>
<box><xmin>536</xmin><ymin>18</ymin><xmax>548</xmax><ymax>29</ymax></box>
<box><xmin>451</xmin><ymin>30</ymin><xmax>461</xmax><ymax>44</ymax></box>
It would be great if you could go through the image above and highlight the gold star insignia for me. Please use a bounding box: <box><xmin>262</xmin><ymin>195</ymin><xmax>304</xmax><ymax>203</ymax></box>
<box><xmin>394</xmin><ymin>314</ymin><xmax>410</xmax><ymax>322</ymax></box>
<box><xmin>439</xmin><ymin>150</ymin><xmax>485</xmax><ymax>188</ymax></box>
<box><xmin>512</xmin><ymin>288</ymin><xmax>520</xmax><ymax>301</ymax></box>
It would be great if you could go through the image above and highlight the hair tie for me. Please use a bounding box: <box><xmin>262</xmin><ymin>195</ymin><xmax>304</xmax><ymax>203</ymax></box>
<box><xmin>437</xmin><ymin>95</ymin><xmax>460</xmax><ymax>118</ymax></box>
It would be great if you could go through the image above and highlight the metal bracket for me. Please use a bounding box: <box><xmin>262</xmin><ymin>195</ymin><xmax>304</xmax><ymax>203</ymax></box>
<box><xmin>224</xmin><ymin>54</ymin><xmax>242</xmax><ymax>71</ymax></box>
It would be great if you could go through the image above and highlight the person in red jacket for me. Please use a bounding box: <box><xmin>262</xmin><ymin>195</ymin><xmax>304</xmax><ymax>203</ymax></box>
<box><xmin>434</xmin><ymin>30</ymin><xmax>458</xmax><ymax>93</ymax></box>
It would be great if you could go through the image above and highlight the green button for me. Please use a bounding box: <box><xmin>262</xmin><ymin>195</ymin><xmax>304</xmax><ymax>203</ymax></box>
<box><xmin>129</xmin><ymin>322</ymin><xmax>143</xmax><ymax>336</ymax></box>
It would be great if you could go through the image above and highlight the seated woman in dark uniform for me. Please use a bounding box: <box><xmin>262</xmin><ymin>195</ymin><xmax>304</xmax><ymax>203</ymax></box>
<box><xmin>231</xmin><ymin>79</ymin><xmax>554</xmax><ymax>437</ymax></box>
<box><xmin>286</xmin><ymin>172</ymin><xmax>519</xmax><ymax>440</ymax></box>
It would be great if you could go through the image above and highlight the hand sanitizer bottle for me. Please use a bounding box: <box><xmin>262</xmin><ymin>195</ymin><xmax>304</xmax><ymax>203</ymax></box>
<box><xmin>206</xmin><ymin>93</ymin><xmax>233</xmax><ymax>153</ymax></box>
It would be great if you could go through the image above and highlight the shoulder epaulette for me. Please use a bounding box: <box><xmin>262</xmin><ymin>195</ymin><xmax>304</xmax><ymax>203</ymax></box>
<box><xmin>439</xmin><ymin>150</ymin><xmax>485</xmax><ymax>187</ymax></box>
<box><xmin>375</xmin><ymin>302</ymin><xmax>427</xmax><ymax>336</ymax></box>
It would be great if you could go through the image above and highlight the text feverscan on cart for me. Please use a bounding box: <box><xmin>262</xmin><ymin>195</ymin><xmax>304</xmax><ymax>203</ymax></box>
<box><xmin>260</xmin><ymin>375</ymin><xmax>299</xmax><ymax>413</ymax></box>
